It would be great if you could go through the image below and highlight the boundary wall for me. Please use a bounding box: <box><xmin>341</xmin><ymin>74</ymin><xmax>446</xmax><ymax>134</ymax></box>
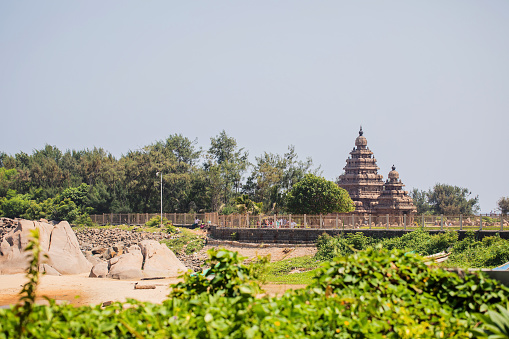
<box><xmin>208</xmin><ymin>227</ymin><xmax>509</xmax><ymax>244</ymax></box>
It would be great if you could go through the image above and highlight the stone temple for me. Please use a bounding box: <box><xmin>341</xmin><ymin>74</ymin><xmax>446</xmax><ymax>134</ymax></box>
<box><xmin>337</xmin><ymin>127</ymin><xmax>416</xmax><ymax>217</ymax></box>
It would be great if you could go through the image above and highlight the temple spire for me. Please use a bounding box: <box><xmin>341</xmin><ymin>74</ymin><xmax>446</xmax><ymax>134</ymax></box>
<box><xmin>359</xmin><ymin>125</ymin><xmax>363</xmax><ymax>136</ymax></box>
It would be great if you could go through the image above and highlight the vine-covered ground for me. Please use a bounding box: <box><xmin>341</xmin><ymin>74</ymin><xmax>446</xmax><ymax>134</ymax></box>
<box><xmin>2</xmin><ymin>247</ymin><xmax>509</xmax><ymax>338</ymax></box>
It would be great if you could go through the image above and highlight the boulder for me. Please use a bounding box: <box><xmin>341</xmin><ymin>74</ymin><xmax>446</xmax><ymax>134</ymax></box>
<box><xmin>107</xmin><ymin>245</ymin><xmax>143</xmax><ymax>280</ymax></box>
<box><xmin>0</xmin><ymin>219</ymin><xmax>92</xmax><ymax>275</ymax></box>
<box><xmin>89</xmin><ymin>262</ymin><xmax>109</xmax><ymax>278</ymax></box>
<box><xmin>44</xmin><ymin>221</ymin><xmax>93</xmax><ymax>274</ymax></box>
<box><xmin>139</xmin><ymin>240</ymin><xmax>187</xmax><ymax>278</ymax></box>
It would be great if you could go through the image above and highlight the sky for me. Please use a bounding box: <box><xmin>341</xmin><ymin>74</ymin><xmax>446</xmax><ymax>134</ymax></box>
<box><xmin>1</xmin><ymin>1</ymin><xmax>508</xmax><ymax>213</ymax></box>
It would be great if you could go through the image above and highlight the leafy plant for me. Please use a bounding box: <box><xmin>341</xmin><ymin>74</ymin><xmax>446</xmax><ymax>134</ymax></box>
<box><xmin>474</xmin><ymin>303</ymin><xmax>509</xmax><ymax>337</ymax></box>
<box><xmin>145</xmin><ymin>215</ymin><xmax>176</xmax><ymax>233</ymax></box>
<box><xmin>15</xmin><ymin>228</ymin><xmax>46</xmax><ymax>339</ymax></box>
<box><xmin>170</xmin><ymin>248</ymin><xmax>261</xmax><ymax>299</ymax></box>
<box><xmin>161</xmin><ymin>228</ymin><xmax>204</xmax><ymax>254</ymax></box>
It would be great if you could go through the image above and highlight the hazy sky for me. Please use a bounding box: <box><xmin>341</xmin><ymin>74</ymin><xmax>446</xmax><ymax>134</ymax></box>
<box><xmin>1</xmin><ymin>1</ymin><xmax>508</xmax><ymax>213</ymax></box>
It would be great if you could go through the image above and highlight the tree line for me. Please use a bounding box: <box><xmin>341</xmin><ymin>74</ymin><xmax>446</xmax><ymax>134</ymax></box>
<box><xmin>1</xmin><ymin>130</ymin><xmax>506</xmax><ymax>223</ymax></box>
<box><xmin>0</xmin><ymin>131</ymin><xmax>341</xmax><ymax>222</ymax></box>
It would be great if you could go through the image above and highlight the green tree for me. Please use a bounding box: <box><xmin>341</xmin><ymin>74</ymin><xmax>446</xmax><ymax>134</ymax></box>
<box><xmin>427</xmin><ymin>183</ymin><xmax>479</xmax><ymax>215</ymax></box>
<box><xmin>285</xmin><ymin>174</ymin><xmax>355</xmax><ymax>214</ymax></box>
<box><xmin>243</xmin><ymin>146</ymin><xmax>319</xmax><ymax>213</ymax></box>
<box><xmin>410</xmin><ymin>188</ymin><xmax>432</xmax><ymax>215</ymax></box>
<box><xmin>497</xmin><ymin>197</ymin><xmax>509</xmax><ymax>215</ymax></box>
<box><xmin>207</xmin><ymin>131</ymin><xmax>249</xmax><ymax>208</ymax></box>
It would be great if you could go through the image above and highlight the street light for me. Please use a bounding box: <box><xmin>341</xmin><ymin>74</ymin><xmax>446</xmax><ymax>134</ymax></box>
<box><xmin>156</xmin><ymin>172</ymin><xmax>163</xmax><ymax>227</ymax></box>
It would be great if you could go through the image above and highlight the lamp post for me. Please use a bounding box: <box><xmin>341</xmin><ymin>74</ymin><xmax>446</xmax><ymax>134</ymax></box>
<box><xmin>156</xmin><ymin>172</ymin><xmax>163</xmax><ymax>227</ymax></box>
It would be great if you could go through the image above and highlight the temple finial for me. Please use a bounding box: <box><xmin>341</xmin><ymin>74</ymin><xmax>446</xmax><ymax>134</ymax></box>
<box><xmin>359</xmin><ymin>125</ymin><xmax>363</xmax><ymax>136</ymax></box>
<box><xmin>392</xmin><ymin>165</ymin><xmax>396</xmax><ymax>171</ymax></box>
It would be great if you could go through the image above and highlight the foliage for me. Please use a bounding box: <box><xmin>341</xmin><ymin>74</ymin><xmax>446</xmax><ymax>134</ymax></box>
<box><xmin>243</xmin><ymin>146</ymin><xmax>320</xmax><ymax>213</ymax></box>
<box><xmin>286</xmin><ymin>174</ymin><xmax>355</xmax><ymax>215</ymax></box>
<box><xmin>1</xmin><ymin>134</ymin><xmax>323</xmax><ymax>216</ymax></box>
<box><xmin>2</xmin><ymin>247</ymin><xmax>509</xmax><ymax>338</ymax></box>
<box><xmin>15</xmin><ymin>228</ymin><xmax>46</xmax><ymax>339</ymax></box>
<box><xmin>447</xmin><ymin>233</ymin><xmax>509</xmax><ymax>268</ymax></box>
<box><xmin>427</xmin><ymin>183</ymin><xmax>480</xmax><ymax>215</ymax></box>
<box><xmin>261</xmin><ymin>255</ymin><xmax>320</xmax><ymax>284</ymax></box>
<box><xmin>235</xmin><ymin>194</ymin><xmax>263</xmax><ymax>215</ymax></box>
<box><xmin>410</xmin><ymin>188</ymin><xmax>432</xmax><ymax>215</ymax></box>
<box><xmin>497</xmin><ymin>197</ymin><xmax>509</xmax><ymax>215</ymax></box>
<box><xmin>473</xmin><ymin>303</ymin><xmax>509</xmax><ymax>338</ymax></box>
<box><xmin>315</xmin><ymin>229</ymin><xmax>509</xmax><ymax>269</ymax></box>
<box><xmin>144</xmin><ymin>215</ymin><xmax>176</xmax><ymax>233</ymax></box>
<box><xmin>309</xmin><ymin>247</ymin><xmax>509</xmax><ymax>337</ymax></box>
<box><xmin>160</xmin><ymin>228</ymin><xmax>205</xmax><ymax>255</ymax></box>
<box><xmin>0</xmin><ymin>167</ymin><xmax>18</xmax><ymax>197</ymax></box>
<box><xmin>170</xmin><ymin>248</ymin><xmax>261</xmax><ymax>300</ymax></box>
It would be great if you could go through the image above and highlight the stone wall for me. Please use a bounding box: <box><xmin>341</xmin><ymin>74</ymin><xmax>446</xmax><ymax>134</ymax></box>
<box><xmin>208</xmin><ymin>227</ymin><xmax>509</xmax><ymax>243</ymax></box>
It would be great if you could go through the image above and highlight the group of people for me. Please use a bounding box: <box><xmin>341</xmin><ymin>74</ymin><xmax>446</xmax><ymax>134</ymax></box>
<box><xmin>258</xmin><ymin>219</ymin><xmax>298</xmax><ymax>228</ymax></box>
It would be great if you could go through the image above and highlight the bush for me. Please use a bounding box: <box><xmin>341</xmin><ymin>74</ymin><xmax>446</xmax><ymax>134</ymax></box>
<box><xmin>2</xmin><ymin>248</ymin><xmax>508</xmax><ymax>338</ymax></box>
<box><xmin>145</xmin><ymin>215</ymin><xmax>176</xmax><ymax>233</ymax></box>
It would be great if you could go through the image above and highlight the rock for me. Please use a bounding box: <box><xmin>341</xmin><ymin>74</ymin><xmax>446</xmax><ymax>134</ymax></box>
<box><xmin>44</xmin><ymin>221</ymin><xmax>93</xmax><ymax>275</ymax></box>
<box><xmin>107</xmin><ymin>245</ymin><xmax>143</xmax><ymax>280</ymax></box>
<box><xmin>85</xmin><ymin>252</ymin><xmax>105</xmax><ymax>266</ymax></box>
<box><xmin>139</xmin><ymin>240</ymin><xmax>187</xmax><ymax>278</ymax></box>
<box><xmin>89</xmin><ymin>262</ymin><xmax>109</xmax><ymax>278</ymax></box>
<box><xmin>40</xmin><ymin>264</ymin><xmax>61</xmax><ymax>276</ymax></box>
<box><xmin>0</xmin><ymin>219</ymin><xmax>92</xmax><ymax>275</ymax></box>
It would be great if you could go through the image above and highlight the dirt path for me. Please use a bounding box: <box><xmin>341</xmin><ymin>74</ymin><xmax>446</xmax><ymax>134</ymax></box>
<box><xmin>200</xmin><ymin>241</ymin><xmax>317</xmax><ymax>262</ymax></box>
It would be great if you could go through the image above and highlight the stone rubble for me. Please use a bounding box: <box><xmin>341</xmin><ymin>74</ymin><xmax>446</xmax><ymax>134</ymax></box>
<box><xmin>74</xmin><ymin>226</ymin><xmax>207</xmax><ymax>272</ymax></box>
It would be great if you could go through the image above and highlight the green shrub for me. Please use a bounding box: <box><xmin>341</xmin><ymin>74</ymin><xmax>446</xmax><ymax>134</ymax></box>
<box><xmin>2</xmin><ymin>247</ymin><xmax>509</xmax><ymax>338</ymax></box>
<box><xmin>145</xmin><ymin>215</ymin><xmax>176</xmax><ymax>233</ymax></box>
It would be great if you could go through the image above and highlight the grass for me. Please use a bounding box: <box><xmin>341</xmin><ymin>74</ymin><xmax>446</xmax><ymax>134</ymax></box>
<box><xmin>260</xmin><ymin>255</ymin><xmax>321</xmax><ymax>285</ymax></box>
<box><xmin>160</xmin><ymin>228</ymin><xmax>206</xmax><ymax>255</ymax></box>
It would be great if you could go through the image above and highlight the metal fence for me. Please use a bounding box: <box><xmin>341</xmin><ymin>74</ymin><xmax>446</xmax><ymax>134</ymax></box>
<box><xmin>89</xmin><ymin>212</ymin><xmax>509</xmax><ymax>231</ymax></box>
<box><xmin>89</xmin><ymin>212</ymin><xmax>219</xmax><ymax>226</ymax></box>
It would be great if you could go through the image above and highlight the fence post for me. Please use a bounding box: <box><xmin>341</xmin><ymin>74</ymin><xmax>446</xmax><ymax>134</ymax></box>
<box><xmin>404</xmin><ymin>214</ymin><xmax>406</xmax><ymax>230</ymax></box>
<box><xmin>336</xmin><ymin>215</ymin><xmax>339</xmax><ymax>229</ymax></box>
<box><xmin>440</xmin><ymin>215</ymin><xmax>443</xmax><ymax>231</ymax></box>
<box><xmin>304</xmin><ymin>214</ymin><xmax>307</xmax><ymax>228</ymax></box>
<box><xmin>320</xmin><ymin>214</ymin><xmax>323</xmax><ymax>229</ymax></box>
<box><xmin>501</xmin><ymin>214</ymin><xmax>504</xmax><ymax>231</ymax></box>
<box><xmin>352</xmin><ymin>214</ymin><xmax>355</xmax><ymax>229</ymax></box>
<box><xmin>421</xmin><ymin>215</ymin><xmax>424</xmax><ymax>230</ymax></box>
<box><xmin>386</xmin><ymin>214</ymin><xmax>389</xmax><ymax>229</ymax></box>
<box><xmin>459</xmin><ymin>215</ymin><xmax>462</xmax><ymax>230</ymax></box>
<box><xmin>289</xmin><ymin>214</ymin><xmax>292</xmax><ymax>227</ymax></box>
<box><xmin>369</xmin><ymin>214</ymin><xmax>372</xmax><ymax>230</ymax></box>
<box><xmin>480</xmin><ymin>215</ymin><xmax>483</xmax><ymax>231</ymax></box>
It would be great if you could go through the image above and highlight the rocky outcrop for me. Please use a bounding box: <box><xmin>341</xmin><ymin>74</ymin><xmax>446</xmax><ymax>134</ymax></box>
<box><xmin>139</xmin><ymin>240</ymin><xmax>187</xmax><ymax>278</ymax></box>
<box><xmin>0</xmin><ymin>219</ymin><xmax>93</xmax><ymax>275</ymax></box>
<box><xmin>89</xmin><ymin>241</ymin><xmax>187</xmax><ymax>280</ymax></box>
<box><xmin>76</xmin><ymin>228</ymin><xmax>173</xmax><ymax>252</ymax></box>
<box><xmin>75</xmin><ymin>227</ymin><xmax>205</xmax><ymax>272</ymax></box>
<box><xmin>107</xmin><ymin>245</ymin><xmax>144</xmax><ymax>280</ymax></box>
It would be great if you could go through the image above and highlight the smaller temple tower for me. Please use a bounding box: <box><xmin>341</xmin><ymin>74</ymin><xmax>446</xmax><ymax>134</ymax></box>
<box><xmin>337</xmin><ymin>127</ymin><xmax>385</xmax><ymax>213</ymax></box>
<box><xmin>373</xmin><ymin>165</ymin><xmax>417</xmax><ymax>216</ymax></box>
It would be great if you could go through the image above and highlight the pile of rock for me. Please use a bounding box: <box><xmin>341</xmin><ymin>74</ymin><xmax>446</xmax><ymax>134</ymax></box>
<box><xmin>89</xmin><ymin>240</ymin><xmax>187</xmax><ymax>280</ymax></box>
<box><xmin>176</xmin><ymin>252</ymin><xmax>207</xmax><ymax>272</ymax></box>
<box><xmin>75</xmin><ymin>227</ymin><xmax>173</xmax><ymax>252</ymax></box>
<box><xmin>0</xmin><ymin>218</ymin><xmax>18</xmax><ymax>243</ymax></box>
<box><xmin>76</xmin><ymin>227</ymin><xmax>207</xmax><ymax>272</ymax></box>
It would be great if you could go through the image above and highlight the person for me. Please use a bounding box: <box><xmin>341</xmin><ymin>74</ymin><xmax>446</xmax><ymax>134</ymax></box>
<box><xmin>193</xmin><ymin>218</ymin><xmax>201</xmax><ymax>228</ymax></box>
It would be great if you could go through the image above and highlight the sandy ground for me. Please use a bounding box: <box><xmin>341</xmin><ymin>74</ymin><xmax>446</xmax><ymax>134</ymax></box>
<box><xmin>0</xmin><ymin>241</ymin><xmax>316</xmax><ymax>308</ymax></box>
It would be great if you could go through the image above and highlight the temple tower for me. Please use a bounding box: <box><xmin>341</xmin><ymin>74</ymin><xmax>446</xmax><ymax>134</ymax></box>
<box><xmin>337</xmin><ymin>127</ymin><xmax>384</xmax><ymax>213</ymax></box>
<box><xmin>374</xmin><ymin>165</ymin><xmax>417</xmax><ymax>216</ymax></box>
